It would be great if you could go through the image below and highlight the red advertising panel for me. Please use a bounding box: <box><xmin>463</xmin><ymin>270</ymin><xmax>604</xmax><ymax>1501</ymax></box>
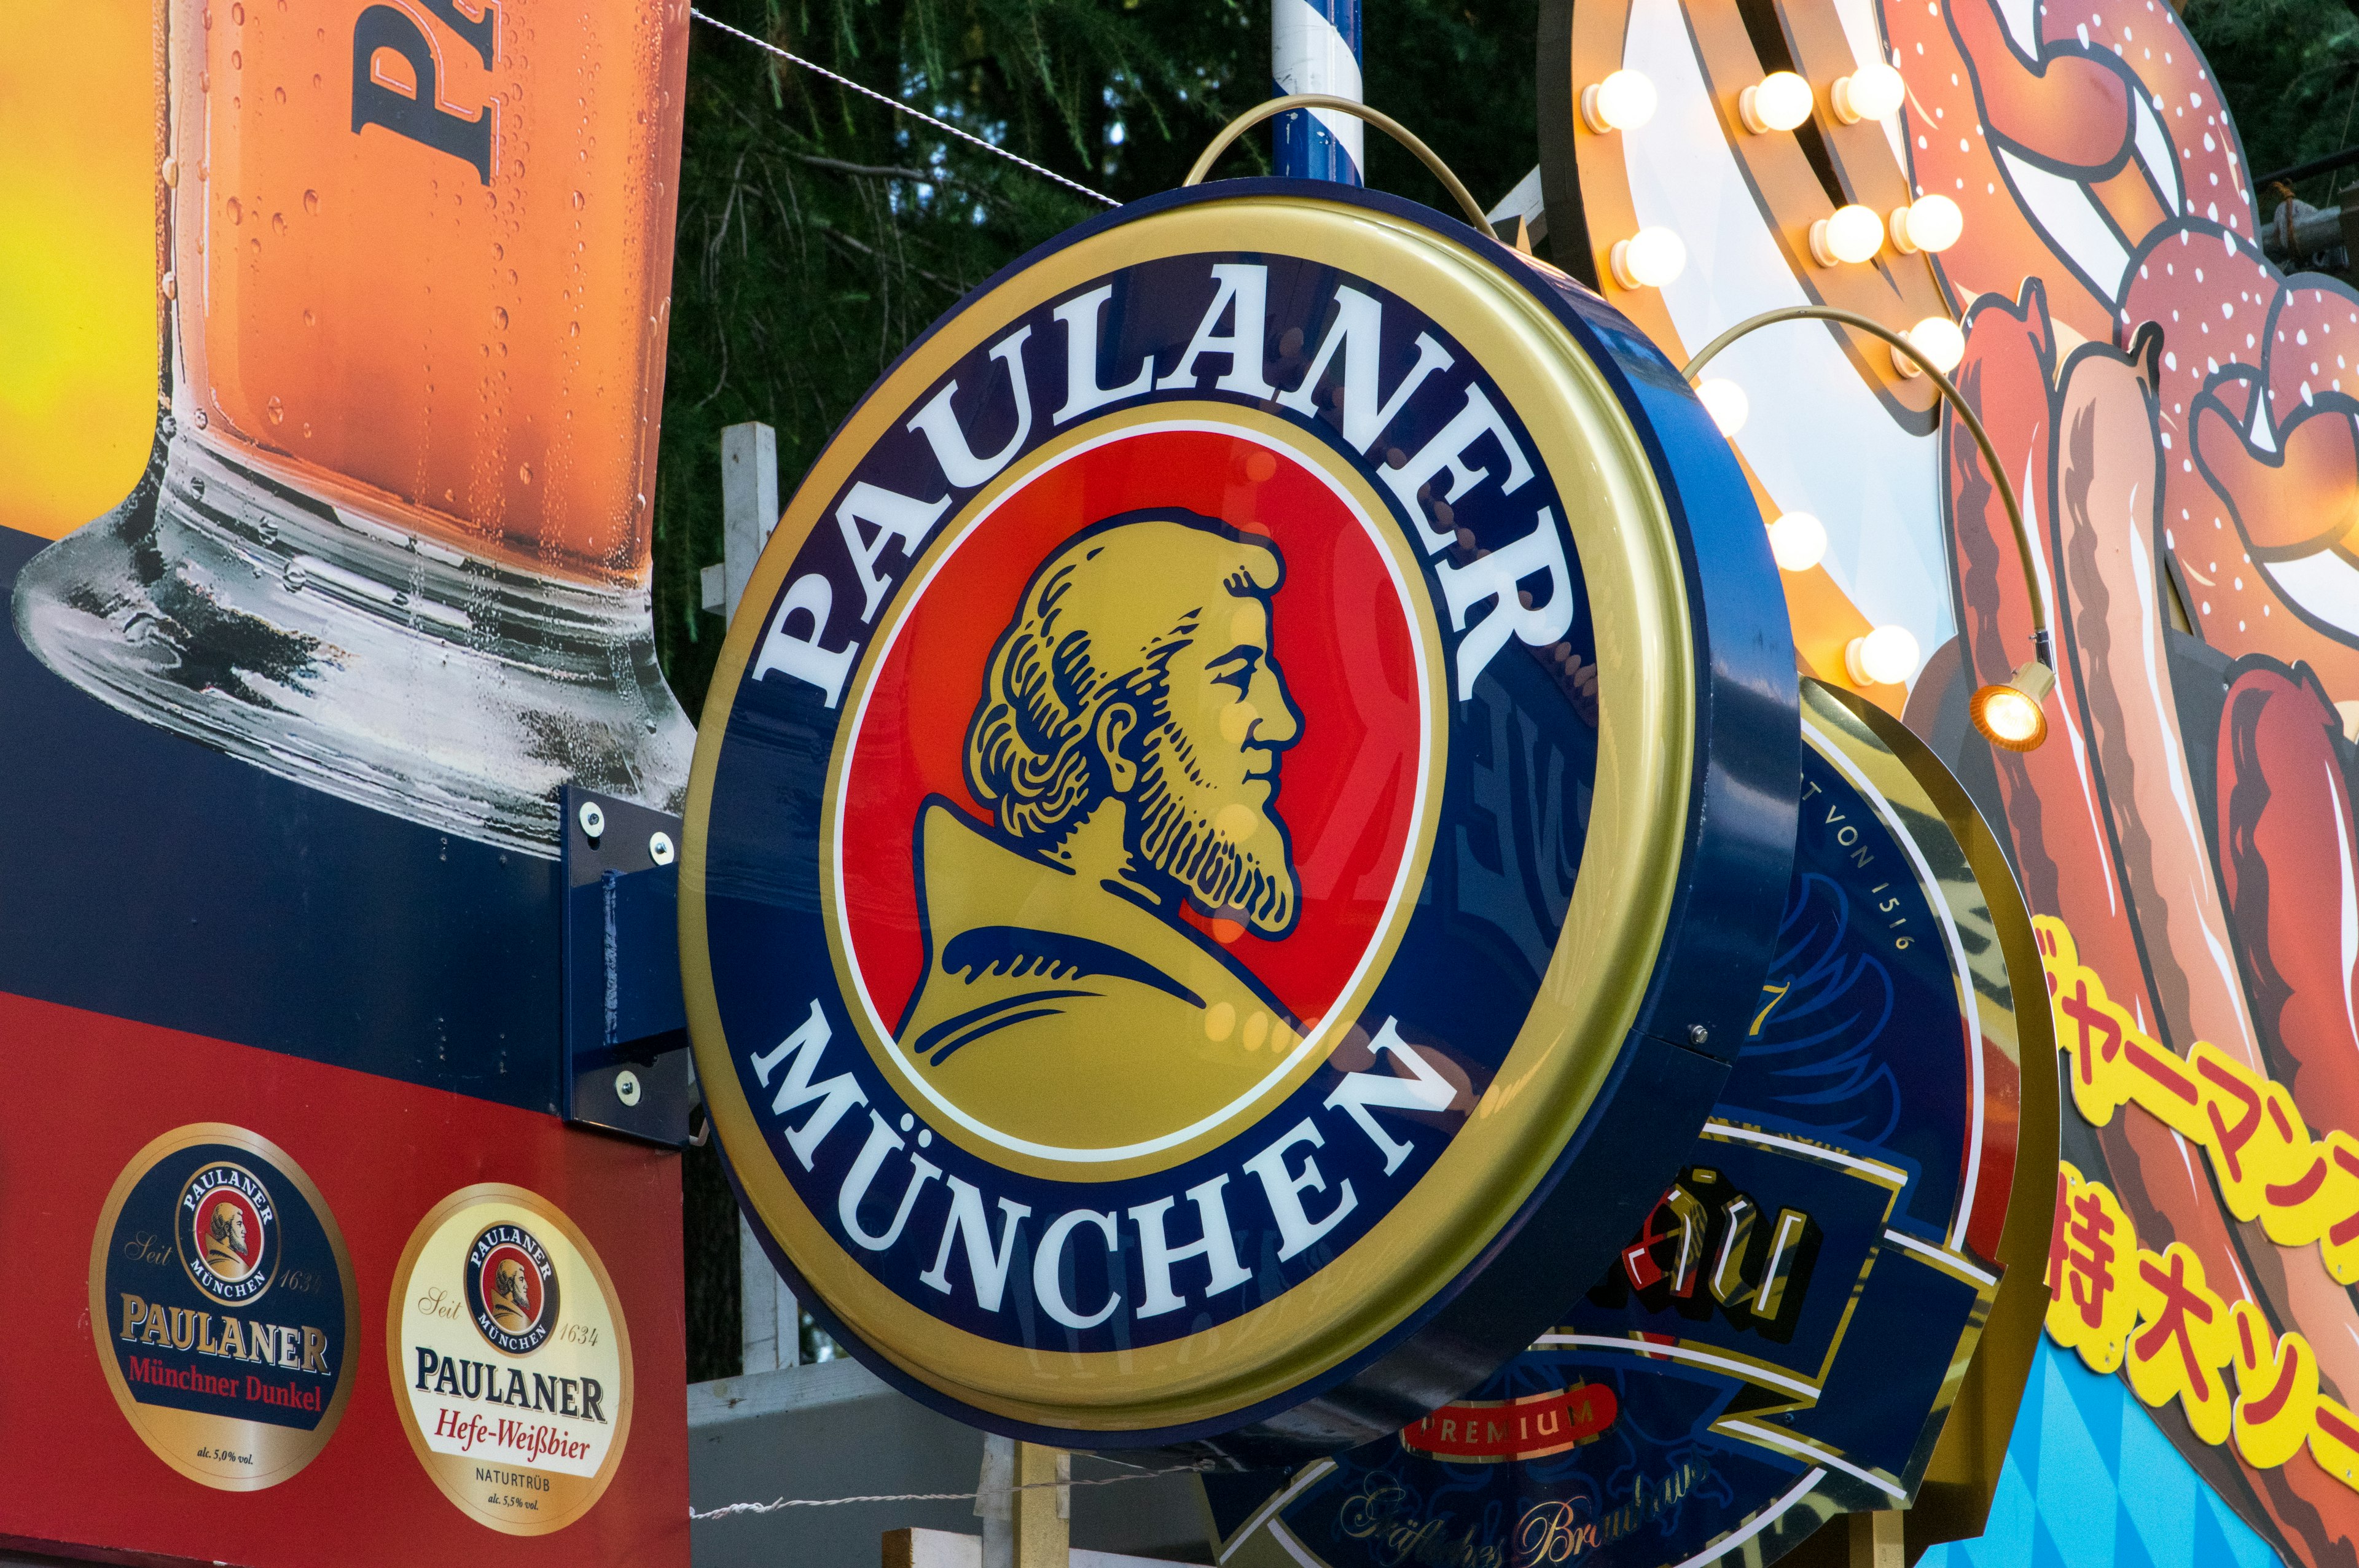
<box><xmin>1</xmin><ymin>0</ymin><xmax>696</xmax><ymax>1561</ymax></box>
<box><xmin>1</xmin><ymin>997</ymin><xmax>687</xmax><ymax>1563</ymax></box>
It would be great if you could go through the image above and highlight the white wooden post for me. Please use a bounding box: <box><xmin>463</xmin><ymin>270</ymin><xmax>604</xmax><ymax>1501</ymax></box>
<box><xmin>738</xmin><ymin>1214</ymin><xmax>801</xmax><ymax>1373</ymax></box>
<box><xmin>975</xmin><ymin>1438</ymin><xmax>1070</xmax><ymax>1568</ymax></box>
<box><xmin>702</xmin><ymin>421</ymin><xmax>779</xmax><ymax>626</ymax></box>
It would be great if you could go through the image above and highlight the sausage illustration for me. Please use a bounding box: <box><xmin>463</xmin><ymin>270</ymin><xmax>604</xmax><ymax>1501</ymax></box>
<box><xmin>2053</xmin><ymin>335</ymin><xmax>2264</xmax><ymax>1070</ymax></box>
<box><xmin>2217</xmin><ymin>661</ymin><xmax>2359</xmax><ymax>1134</ymax></box>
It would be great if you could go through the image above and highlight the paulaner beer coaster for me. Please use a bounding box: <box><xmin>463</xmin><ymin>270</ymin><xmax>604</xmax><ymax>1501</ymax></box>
<box><xmin>90</xmin><ymin>1123</ymin><xmax>359</xmax><ymax>1490</ymax></box>
<box><xmin>388</xmin><ymin>1184</ymin><xmax>634</xmax><ymax>1535</ymax></box>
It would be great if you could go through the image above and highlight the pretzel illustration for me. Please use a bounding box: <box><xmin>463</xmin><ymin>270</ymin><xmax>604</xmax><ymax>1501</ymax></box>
<box><xmin>1551</xmin><ymin>0</ymin><xmax>2359</xmax><ymax>1548</ymax></box>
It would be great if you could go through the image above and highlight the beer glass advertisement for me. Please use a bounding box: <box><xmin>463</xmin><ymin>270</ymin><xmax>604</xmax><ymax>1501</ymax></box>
<box><xmin>1</xmin><ymin>0</ymin><xmax>690</xmax><ymax>1560</ymax></box>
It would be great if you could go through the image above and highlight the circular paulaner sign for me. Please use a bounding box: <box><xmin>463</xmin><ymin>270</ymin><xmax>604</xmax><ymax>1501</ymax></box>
<box><xmin>90</xmin><ymin>1124</ymin><xmax>358</xmax><ymax>1489</ymax></box>
<box><xmin>686</xmin><ymin>181</ymin><xmax>1799</xmax><ymax>1451</ymax></box>
<box><xmin>388</xmin><ymin>1185</ymin><xmax>632</xmax><ymax>1535</ymax></box>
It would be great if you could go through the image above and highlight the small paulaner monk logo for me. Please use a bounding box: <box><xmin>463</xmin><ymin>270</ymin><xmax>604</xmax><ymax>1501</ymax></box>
<box><xmin>178</xmin><ymin>1161</ymin><xmax>276</xmax><ymax>1306</ymax></box>
<box><xmin>465</xmin><ymin>1224</ymin><xmax>560</xmax><ymax>1355</ymax></box>
<box><xmin>901</xmin><ymin>512</ymin><xmax>1307</xmax><ymax>1122</ymax></box>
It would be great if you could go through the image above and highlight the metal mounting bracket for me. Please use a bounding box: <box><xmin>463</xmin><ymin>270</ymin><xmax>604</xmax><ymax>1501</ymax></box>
<box><xmin>561</xmin><ymin>784</ymin><xmax>700</xmax><ymax>1147</ymax></box>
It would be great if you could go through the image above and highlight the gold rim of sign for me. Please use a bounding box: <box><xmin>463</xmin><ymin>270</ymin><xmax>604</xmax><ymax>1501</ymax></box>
<box><xmin>1802</xmin><ymin>679</ymin><xmax>2057</xmax><ymax>1513</ymax></box>
<box><xmin>87</xmin><ymin>1123</ymin><xmax>361</xmax><ymax>1492</ymax></box>
<box><xmin>683</xmin><ymin>193</ymin><xmax>1699</xmax><ymax>1432</ymax></box>
<box><xmin>385</xmin><ymin>1184</ymin><xmax>636</xmax><ymax>1537</ymax></box>
<box><xmin>817</xmin><ymin>402</ymin><xmax>1452</xmax><ymax>1182</ymax></box>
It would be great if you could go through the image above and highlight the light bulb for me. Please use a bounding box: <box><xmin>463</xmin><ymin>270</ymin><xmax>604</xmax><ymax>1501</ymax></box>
<box><xmin>1767</xmin><ymin>512</ymin><xmax>1828</xmax><ymax>571</ymax></box>
<box><xmin>1971</xmin><ymin>661</ymin><xmax>2057</xmax><ymax>751</ymax></box>
<box><xmin>1610</xmin><ymin>227</ymin><xmax>1687</xmax><ymax>289</ymax></box>
<box><xmin>1697</xmin><ymin>378</ymin><xmax>1749</xmax><ymax>435</ymax></box>
<box><xmin>1739</xmin><ymin>72</ymin><xmax>1815</xmax><ymax>134</ymax></box>
<box><xmin>1893</xmin><ymin>316</ymin><xmax>1966</xmax><ymax>377</ymax></box>
<box><xmin>1832</xmin><ymin>61</ymin><xmax>1906</xmax><ymax>123</ymax></box>
<box><xmin>1809</xmin><ymin>205</ymin><xmax>1886</xmax><ymax>266</ymax></box>
<box><xmin>1582</xmin><ymin>71</ymin><xmax>1659</xmax><ymax>134</ymax></box>
<box><xmin>1846</xmin><ymin>624</ymin><xmax>1921</xmax><ymax>687</ymax></box>
<box><xmin>1890</xmin><ymin>193</ymin><xmax>1964</xmax><ymax>253</ymax></box>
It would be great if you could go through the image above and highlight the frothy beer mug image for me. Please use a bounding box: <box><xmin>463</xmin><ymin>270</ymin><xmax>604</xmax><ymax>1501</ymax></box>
<box><xmin>12</xmin><ymin>0</ymin><xmax>696</xmax><ymax>852</ymax></box>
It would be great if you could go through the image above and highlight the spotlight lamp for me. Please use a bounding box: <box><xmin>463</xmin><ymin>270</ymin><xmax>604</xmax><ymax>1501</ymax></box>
<box><xmin>1831</xmin><ymin>61</ymin><xmax>1907</xmax><ymax>123</ymax></box>
<box><xmin>1809</xmin><ymin>205</ymin><xmax>1886</xmax><ymax>266</ymax></box>
<box><xmin>1890</xmin><ymin>194</ymin><xmax>1964</xmax><ymax>253</ymax></box>
<box><xmin>1582</xmin><ymin>71</ymin><xmax>1659</xmax><ymax>134</ymax></box>
<box><xmin>1739</xmin><ymin>72</ymin><xmax>1815</xmax><ymax>134</ymax></box>
<box><xmin>1610</xmin><ymin>226</ymin><xmax>1688</xmax><ymax>289</ymax></box>
<box><xmin>1971</xmin><ymin>660</ymin><xmax>2057</xmax><ymax>751</ymax></box>
<box><xmin>1846</xmin><ymin>624</ymin><xmax>1921</xmax><ymax>687</ymax></box>
<box><xmin>1893</xmin><ymin>316</ymin><xmax>1966</xmax><ymax>377</ymax></box>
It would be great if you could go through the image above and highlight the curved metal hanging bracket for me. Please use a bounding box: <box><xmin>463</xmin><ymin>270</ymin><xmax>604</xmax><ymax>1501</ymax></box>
<box><xmin>1183</xmin><ymin>94</ymin><xmax>1494</xmax><ymax>233</ymax></box>
<box><xmin>1683</xmin><ymin>305</ymin><xmax>2056</xmax><ymax>749</ymax></box>
<box><xmin>1680</xmin><ymin>304</ymin><xmax>2050</xmax><ymax>662</ymax></box>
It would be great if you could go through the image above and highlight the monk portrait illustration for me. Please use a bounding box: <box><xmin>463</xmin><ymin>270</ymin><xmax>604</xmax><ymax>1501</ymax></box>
<box><xmin>489</xmin><ymin>1257</ymin><xmax>537</xmax><ymax>1333</ymax></box>
<box><xmin>896</xmin><ymin>512</ymin><xmax>1309</xmax><ymax>1145</ymax></box>
<box><xmin>203</xmin><ymin>1199</ymin><xmax>254</xmax><ymax>1280</ymax></box>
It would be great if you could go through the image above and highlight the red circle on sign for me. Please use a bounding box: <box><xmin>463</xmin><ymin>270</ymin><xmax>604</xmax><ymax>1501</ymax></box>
<box><xmin>189</xmin><ymin>1184</ymin><xmax>265</xmax><ymax>1282</ymax></box>
<box><xmin>479</xmin><ymin>1243</ymin><xmax>544</xmax><ymax>1329</ymax></box>
<box><xmin>836</xmin><ymin>423</ymin><xmax>1428</xmax><ymax>1034</ymax></box>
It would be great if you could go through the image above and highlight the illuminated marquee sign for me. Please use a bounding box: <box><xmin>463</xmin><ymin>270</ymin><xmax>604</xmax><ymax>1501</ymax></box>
<box><xmin>685</xmin><ymin>181</ymin><xmax>1801</xmax><ymax>1449</ymax></box>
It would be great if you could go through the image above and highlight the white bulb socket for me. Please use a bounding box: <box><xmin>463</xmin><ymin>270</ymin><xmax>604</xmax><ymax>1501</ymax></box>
<box><xmin>1697</xmin><ymin>378</ymin><xmax>1749</xmax><ymax>436</ymax></box>
<box><xmin>1610</xmin><ymin>227</ymin><xmax>1687</xmax><ymax>289</ymax></box>
<box><xmin>1767</xmin><ymin>512</ymin><xmax>1828</xmax><ymax>572</ymax></box>
<box><xmin>1809</xmin><ymin>204</ymin><xmax>1887</xmax><ymax>266</ymax></box>
<box><xmin>1739</xmin><ymin>72</ymin><xmax>1815</xmax><ymax>134</ymax></box>
<box><xmin>1847</xmin><ymin>624</ymin><xmax>1922</xmax><ymax>687</ymax></box>
<box><xmin>1893</xmin><ymin>316</ymin><xmax>1966</xmax><ymax>378</ymax></box>
<box><xmin>1890</xmin><ymin>193</ymin><xmax>1964</xmax><ymax>254</ymax></box>
<box><xmin>1581</xmin><ymin>71</ymin><xmax>1659</xmax><ymax>134</ymax></box>
<box><xmin>1831</xmin><ymin>61</ymin><xmax>1906</xmax><ymax>123</ymax></box>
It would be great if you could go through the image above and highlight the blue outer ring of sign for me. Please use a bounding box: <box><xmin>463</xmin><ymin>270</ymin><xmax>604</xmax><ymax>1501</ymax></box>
<box><xmin>710</xmin><ymin>175</ymin><xmax>1799</xmax><ymax>1460</ymax></box>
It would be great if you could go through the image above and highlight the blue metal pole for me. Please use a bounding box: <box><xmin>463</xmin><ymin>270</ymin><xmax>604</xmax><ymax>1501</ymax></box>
<box><xmin>1272</xmin><ymin>0</ymin><xmax>1363</xmax><ymax>184</ymax></box>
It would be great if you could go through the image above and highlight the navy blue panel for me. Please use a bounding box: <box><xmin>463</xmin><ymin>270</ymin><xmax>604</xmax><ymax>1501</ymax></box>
<box><xmin>0</xmin><ymin>526</ymin><xmax>561</xmax><ymax>1112</ymax></box>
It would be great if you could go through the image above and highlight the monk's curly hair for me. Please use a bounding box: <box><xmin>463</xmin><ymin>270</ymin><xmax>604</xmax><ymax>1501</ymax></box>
<box><xmin>965</xmin><ymin>514</ymin><xmax>1275</xmax><ymax>845</ymax></box>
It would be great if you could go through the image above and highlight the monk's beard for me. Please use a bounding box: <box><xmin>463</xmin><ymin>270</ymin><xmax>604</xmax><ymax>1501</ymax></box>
<box><xmin>1133</xmin><ymin>725</ymin><xmax>1298</xmax><ymax>934</ymax></box>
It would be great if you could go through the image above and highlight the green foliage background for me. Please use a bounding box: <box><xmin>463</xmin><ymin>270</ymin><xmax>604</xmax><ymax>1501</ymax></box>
<box><xmin>654</xmin><ymin>0</ymin><xmax>2344</xmax><ymax>1381</ymax></box>
<box><xmin>2188</xmin><ymin>0</ymin><xmax>2359</xmax><ymax>197</ymax></box>
<box><xmin>650</xmin><ymin>0</ymin><xmax>1543</xmax><ymax>727</ymax></box>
